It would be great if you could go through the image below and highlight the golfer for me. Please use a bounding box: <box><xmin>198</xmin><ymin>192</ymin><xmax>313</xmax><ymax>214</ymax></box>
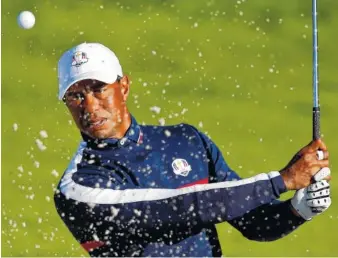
<box><xmin>54</xmin><ymin>42</ymin><xmax>331</xmax><ymax>257</ymax></box>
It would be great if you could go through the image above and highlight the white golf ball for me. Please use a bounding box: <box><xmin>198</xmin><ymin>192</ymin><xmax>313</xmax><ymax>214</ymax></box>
<box><xmin>17</xmin><ymin>11</ymin><xmax>35</xmax><ymax>29</ymax></box>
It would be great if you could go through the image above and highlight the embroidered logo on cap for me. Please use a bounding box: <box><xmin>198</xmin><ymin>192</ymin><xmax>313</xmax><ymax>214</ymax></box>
<box><xmin>72</xmin><ymin>51</ymin><xmax>89</xmax><ymax>67</ymax></box>
<box><xmin>172</xmin><ymin>159</ymin><xmax>191</xmax><ymax>177</ymax></box>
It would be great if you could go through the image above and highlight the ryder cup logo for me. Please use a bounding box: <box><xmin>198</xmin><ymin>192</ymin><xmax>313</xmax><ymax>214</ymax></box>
<box><xmin>71</xmin><ymin>51</ymin><xmax>89</xmax><ymax>67</ymax></box>
<box><xmin>172</xmin><ymin>159</ymin><xmax>191</xmax><ymax>177</ymax></box>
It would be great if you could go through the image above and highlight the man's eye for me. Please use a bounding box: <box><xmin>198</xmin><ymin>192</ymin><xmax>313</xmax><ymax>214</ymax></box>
<box><xmin>75</xmin><ymin>93</ymin><xmax>83</xmax><ymax>99</ymax></box>
<box><xmin>66</xmin><ymin>93</ymin><xmax>83</xmax><ymax>103</ymax></box>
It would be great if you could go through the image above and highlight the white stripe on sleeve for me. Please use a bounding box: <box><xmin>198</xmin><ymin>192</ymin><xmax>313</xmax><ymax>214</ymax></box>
<box><xmin>60</xmin><ymin>142</ymin><xmax>282</xmax><ymax>205</ymax></box>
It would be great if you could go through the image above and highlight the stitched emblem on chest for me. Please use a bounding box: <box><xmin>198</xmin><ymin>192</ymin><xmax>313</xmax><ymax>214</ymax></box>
<box><xmin>171</xmin><ymin>159</ymin><xmax>191</xmax><ymax>177</ymax></box>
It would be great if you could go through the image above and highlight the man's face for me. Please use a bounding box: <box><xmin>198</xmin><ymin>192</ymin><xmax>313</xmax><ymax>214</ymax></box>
<box><xmin>64</xmin><ymin>76</ymin><xmax>129</xmax><ymax>139</ymax></box>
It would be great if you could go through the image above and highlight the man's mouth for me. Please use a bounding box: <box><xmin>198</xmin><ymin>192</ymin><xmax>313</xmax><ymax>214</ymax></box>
<box><xmin>85</xmin><ymin>118</ymin><xmax>108</xmax><ymax>129</ymax></box>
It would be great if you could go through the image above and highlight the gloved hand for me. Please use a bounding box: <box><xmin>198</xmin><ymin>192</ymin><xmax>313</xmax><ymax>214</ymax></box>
<box><xmin>291</xmin><ymin>167</ymin><xmax>331</xmax><ymax>220</ymax></box>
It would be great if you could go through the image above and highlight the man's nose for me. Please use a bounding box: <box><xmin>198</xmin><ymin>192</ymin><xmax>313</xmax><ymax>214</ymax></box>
<box><xmin>82</xmin><ymin>93</ymin><xmax>99</xmax><ymax>113</ymax></box>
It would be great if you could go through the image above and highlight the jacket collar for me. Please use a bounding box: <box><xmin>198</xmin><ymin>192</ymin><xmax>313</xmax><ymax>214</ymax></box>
<box><xmin>81</xmin><ymin>115</ymin><xmax>142</xmax><ymax>148</ymax></box>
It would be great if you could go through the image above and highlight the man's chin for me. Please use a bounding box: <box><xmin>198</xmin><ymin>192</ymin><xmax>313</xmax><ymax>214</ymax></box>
<box><xmin>83</xmin><ymin>128</ymin><xmax>112</xmax><ymax>139</ymax></box>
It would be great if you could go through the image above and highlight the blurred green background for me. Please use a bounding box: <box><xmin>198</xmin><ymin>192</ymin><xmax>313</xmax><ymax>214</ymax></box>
<box><xmin>2</xmin><ymin>0</ymin><xmax>338</xmax><ymax>256</ymax></box>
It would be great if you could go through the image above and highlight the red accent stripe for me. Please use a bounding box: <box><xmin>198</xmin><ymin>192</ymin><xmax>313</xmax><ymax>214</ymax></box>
<box><xmin>81</xmin><ymin>241</ymin><xmax>105</xmax><ymax>252</ymax></box>
<box><xmin>137</xmin><ymin>131</ymin><xmax>143</xmax><ymax>144</ymax></box>
<box><xmin>178</xmin><ymin>178</ymin><xmax>208</xmax><ymax>189</ymax></box>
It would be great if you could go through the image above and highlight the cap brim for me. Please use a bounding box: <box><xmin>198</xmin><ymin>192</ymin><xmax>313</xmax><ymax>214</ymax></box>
<box><xmin>58</xmin><ymin>71</ymin><xmax>118</xmax><ymax>100</ymax></box>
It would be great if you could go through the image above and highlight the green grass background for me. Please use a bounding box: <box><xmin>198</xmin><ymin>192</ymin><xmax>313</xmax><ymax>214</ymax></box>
<box><xmin>2</xmin><ymin>0</ymin><xmax>338</xmax><ymax>256</ymax></box>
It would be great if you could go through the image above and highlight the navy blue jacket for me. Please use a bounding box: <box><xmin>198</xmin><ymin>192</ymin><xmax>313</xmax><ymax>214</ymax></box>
<box><xmin>54</xmin><ymin>116</ymin><xmax>305</xmax><ymax>257</ymax></box>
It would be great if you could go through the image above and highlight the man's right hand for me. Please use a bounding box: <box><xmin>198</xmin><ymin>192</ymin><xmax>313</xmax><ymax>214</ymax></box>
<box><xmin>280</xmin><ymin>139</ymin><xmax>330</xmax><ymax>190</ymax></box>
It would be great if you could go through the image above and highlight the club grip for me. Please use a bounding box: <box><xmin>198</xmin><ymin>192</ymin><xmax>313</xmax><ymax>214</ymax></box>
<box><xmin>313</xmin><ymin>107</ymin><xmax>320</xmax><ymax>140</ymax></box>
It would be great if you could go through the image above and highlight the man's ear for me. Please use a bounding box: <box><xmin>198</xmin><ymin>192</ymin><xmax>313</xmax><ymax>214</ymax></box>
<box><xmin>120</xmin><ymin>75</ymin><xmax>130</xmax><ymax>101</ymax></box>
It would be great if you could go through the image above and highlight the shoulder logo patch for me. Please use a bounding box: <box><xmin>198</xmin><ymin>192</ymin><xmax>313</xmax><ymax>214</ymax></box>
<box><xmin>172</xmin><ymin>158</ymin><xmax>191</xmax><ymax>177</ymax></box>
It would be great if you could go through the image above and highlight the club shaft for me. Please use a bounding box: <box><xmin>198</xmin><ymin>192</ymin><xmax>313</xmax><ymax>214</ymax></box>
<box><xmin>312</xmin><ymin>0</ymin><xmax>320</xmax><ymax>140</ymax></box>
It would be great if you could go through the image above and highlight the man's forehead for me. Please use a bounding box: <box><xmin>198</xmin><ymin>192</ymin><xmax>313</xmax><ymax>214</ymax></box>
<box><xmin>68</xmin><ymin>79</ymin><xmax>105</xmax><ymax>92</ymax></box>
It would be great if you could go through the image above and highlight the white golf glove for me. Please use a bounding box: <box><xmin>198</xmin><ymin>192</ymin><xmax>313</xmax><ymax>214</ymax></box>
<box><xmin>291</xmin><ymin>167</ymin><xmax>331</xmax><ymax>220</ymax></box>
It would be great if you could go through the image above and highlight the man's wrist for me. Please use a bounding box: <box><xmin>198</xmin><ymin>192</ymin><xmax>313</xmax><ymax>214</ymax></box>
<box><xmin>280</xmin><ymin>169</ymin><xmax>293</xmax><ymax>190</ymax></box>
<box><xmin>268</xmin><ymin>171</ymin><xmax>288</xmax><ymax>195</ymax></box>
<box><xmin>289</xmin><ymin>198</ymin><xmax>310</xmax><ymax>221</ymax></box>
<box><xmin>290</xmin><ymin>203</ymin><xmax>301</xmax><ymax>217</ymax></box>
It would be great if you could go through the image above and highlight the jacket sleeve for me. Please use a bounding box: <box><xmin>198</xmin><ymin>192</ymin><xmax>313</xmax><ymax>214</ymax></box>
<box><xmin>194</xmin><ymin>128</ymin><xmax>306</xmax><ymax>241</ymax></box>
<box><xmin>228</xmin><ymin>199</ymin><xmax>305</xmax><ymax>241</ymax></box>
<box><xmin>56</xmin><ymin>143</ymin><xmax>288</xmax><ymax>241</ymax></box>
